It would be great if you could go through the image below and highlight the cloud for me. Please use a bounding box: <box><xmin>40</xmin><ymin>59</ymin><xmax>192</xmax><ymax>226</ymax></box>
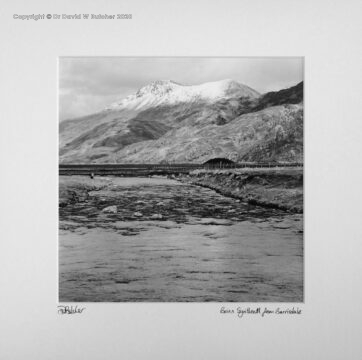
<box><xmin>59</xmin><ymin>57</ymin><xmax>303</xmax><ymax>121</ymax></box>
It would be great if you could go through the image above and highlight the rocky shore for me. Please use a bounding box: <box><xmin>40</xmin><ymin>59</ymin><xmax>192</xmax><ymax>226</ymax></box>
<box><xmin>59</xmin><ymin>178</ymin><xmax>105</xmax><ymax>207</ymax></box>
<box><xmin>181</xmin><ymin>168</ymin><xmax>303</xmax><ymax>213</ymax></box>
<box><xmin>59</xmin><ymin>168</ymin><xmax>303</xmax><ymax>214</ymax></box>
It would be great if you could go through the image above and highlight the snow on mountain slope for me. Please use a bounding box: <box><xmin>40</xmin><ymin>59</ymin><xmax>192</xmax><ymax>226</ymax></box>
<box><xmin>104</xmin><ymin>79</ymin><xmax>260</xmax><ymax>111</ymax></box>
<box><xmin>59</xmin><ymin>80</ymin><xmax>303</xmax><ymax>164</ymax></box>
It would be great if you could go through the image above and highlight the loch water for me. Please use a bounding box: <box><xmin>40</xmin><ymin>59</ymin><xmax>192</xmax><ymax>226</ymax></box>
<box><xmin>59</xmin><ymin>176</ymin><xmax>303</xmax><ymax>302</ymax></box>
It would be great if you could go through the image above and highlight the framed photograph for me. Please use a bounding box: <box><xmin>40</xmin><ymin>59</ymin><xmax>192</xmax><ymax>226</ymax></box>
<box><xmin>1</xmin><ymin>0</ymin><xmax>361</xmax><ymax>359</ymax></box>
<box><xmin>58</xmin><ymin>56</ymin><xmax>304</xmax><ymax>303</ymax></box>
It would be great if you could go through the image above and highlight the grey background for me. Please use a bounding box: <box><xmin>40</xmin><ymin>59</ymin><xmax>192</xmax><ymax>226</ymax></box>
<box><xmin>1</xmin><ymin>0</ymin><xmax>362</xmax><ymax>359</ymax></box>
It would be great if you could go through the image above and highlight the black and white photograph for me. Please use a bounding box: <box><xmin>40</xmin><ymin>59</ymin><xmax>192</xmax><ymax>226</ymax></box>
<box><xmin>3</xmin><ymin>0</ymin><xmax>362</xmax><ymax>358</ymax></box>
<box><xmin>59</xmin><ymin>57</ymin><xmax>304</xmax><ymax>302</ymax></box>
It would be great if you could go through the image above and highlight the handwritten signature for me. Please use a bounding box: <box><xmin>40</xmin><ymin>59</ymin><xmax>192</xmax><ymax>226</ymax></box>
<box><xmin>58</xmin><ymin>305</ymin><xmax>85</xmax><ymax>315</ymax></box>
<box><xmin>220</xmin><ymin>306</ymin><xmax>302</xmax><ymax>318</ymax></box>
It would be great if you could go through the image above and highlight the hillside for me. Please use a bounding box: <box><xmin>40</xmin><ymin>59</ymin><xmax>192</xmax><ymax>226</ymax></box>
<box><xmin>59</xmin><ymin>80</ymin><xmax>303</xmax><ymax>164</ymax></box>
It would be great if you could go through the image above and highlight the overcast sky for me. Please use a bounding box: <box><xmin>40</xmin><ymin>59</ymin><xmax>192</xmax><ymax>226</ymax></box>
<box><xmin>59</xmin><ymin>57</ymin><xmax>303</xmax><ymax>121</ymax></box>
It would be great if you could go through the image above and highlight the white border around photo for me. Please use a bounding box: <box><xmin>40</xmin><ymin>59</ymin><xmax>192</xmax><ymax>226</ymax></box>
<box><xmin>1</xmin><ymin>0</ymin><xmax>361</xmax><ymax>359</ymax></box>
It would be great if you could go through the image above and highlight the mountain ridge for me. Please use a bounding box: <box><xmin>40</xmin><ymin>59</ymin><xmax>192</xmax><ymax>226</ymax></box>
<box><xmin>59</xmin><ymin>80</ymin><xmax>303</xmax><ymax>164</ymax></box>
<box><xmin>104</xmin><ymin>79</ymin><xmax>260</xmax><ymax>111</ymax></box>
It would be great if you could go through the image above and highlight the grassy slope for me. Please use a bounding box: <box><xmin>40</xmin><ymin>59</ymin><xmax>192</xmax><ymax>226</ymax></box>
<box><xmin>187</xmin><ymin>168</ymin><xmax>303</xmax><ymax>213</ymax></box>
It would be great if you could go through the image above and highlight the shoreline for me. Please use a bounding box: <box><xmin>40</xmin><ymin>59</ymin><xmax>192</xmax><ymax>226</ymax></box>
<box><xmin>179</xmin><ymin>168</ymin><xmax>303</xmax><ymax>213</ymax></box>
<box><xmin>59</xmin><ymin>168</ymin><xmax>303</xmax><ymax>214</ymax></box>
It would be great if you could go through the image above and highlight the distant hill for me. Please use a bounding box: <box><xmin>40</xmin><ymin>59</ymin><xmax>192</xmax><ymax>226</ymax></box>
<box><xmin>251</xmin><ymin>82</ymin><xmax>303</xmax><ymax>112</ymax></box>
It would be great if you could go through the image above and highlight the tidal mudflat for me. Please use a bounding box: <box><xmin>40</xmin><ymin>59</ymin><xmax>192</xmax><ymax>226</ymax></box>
<box><xmin>59</xmin><ymin>176</ymin><xmax>303</xmax><ymax>302</ymax></box>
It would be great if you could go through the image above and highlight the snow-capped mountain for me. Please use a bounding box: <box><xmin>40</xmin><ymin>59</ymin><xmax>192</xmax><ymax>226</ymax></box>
<box><xmin>104</xmin><ymin>79</ymin><xmax>260</xmax><ymax>111</ymax></box>
<box><xmin>59</xmin><ymin>80</ymin><xmax>303</xmax><ymax>164</ymax></box>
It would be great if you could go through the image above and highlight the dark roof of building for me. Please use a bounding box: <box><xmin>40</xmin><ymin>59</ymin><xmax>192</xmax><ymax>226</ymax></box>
<box><xmin>203</xmin><ymin>157</ymin><xmax>235</xmax><ymax>165</ymax></box>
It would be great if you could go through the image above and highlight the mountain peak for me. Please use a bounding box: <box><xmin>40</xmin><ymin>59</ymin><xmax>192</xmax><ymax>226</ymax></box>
<box><xmin>135</xmin><ymin>80</ymin><xmax>181</xmax><ymax>97</ymax></box>
<box><xmin>149</xmin><ymin>80</ymin><xmax>182</xmax><ymax>86</ymax></box>
<box><xmin>105</xmin><ymin>79</ymin><xmax>260</xmax><ymax>111</ymax></box>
